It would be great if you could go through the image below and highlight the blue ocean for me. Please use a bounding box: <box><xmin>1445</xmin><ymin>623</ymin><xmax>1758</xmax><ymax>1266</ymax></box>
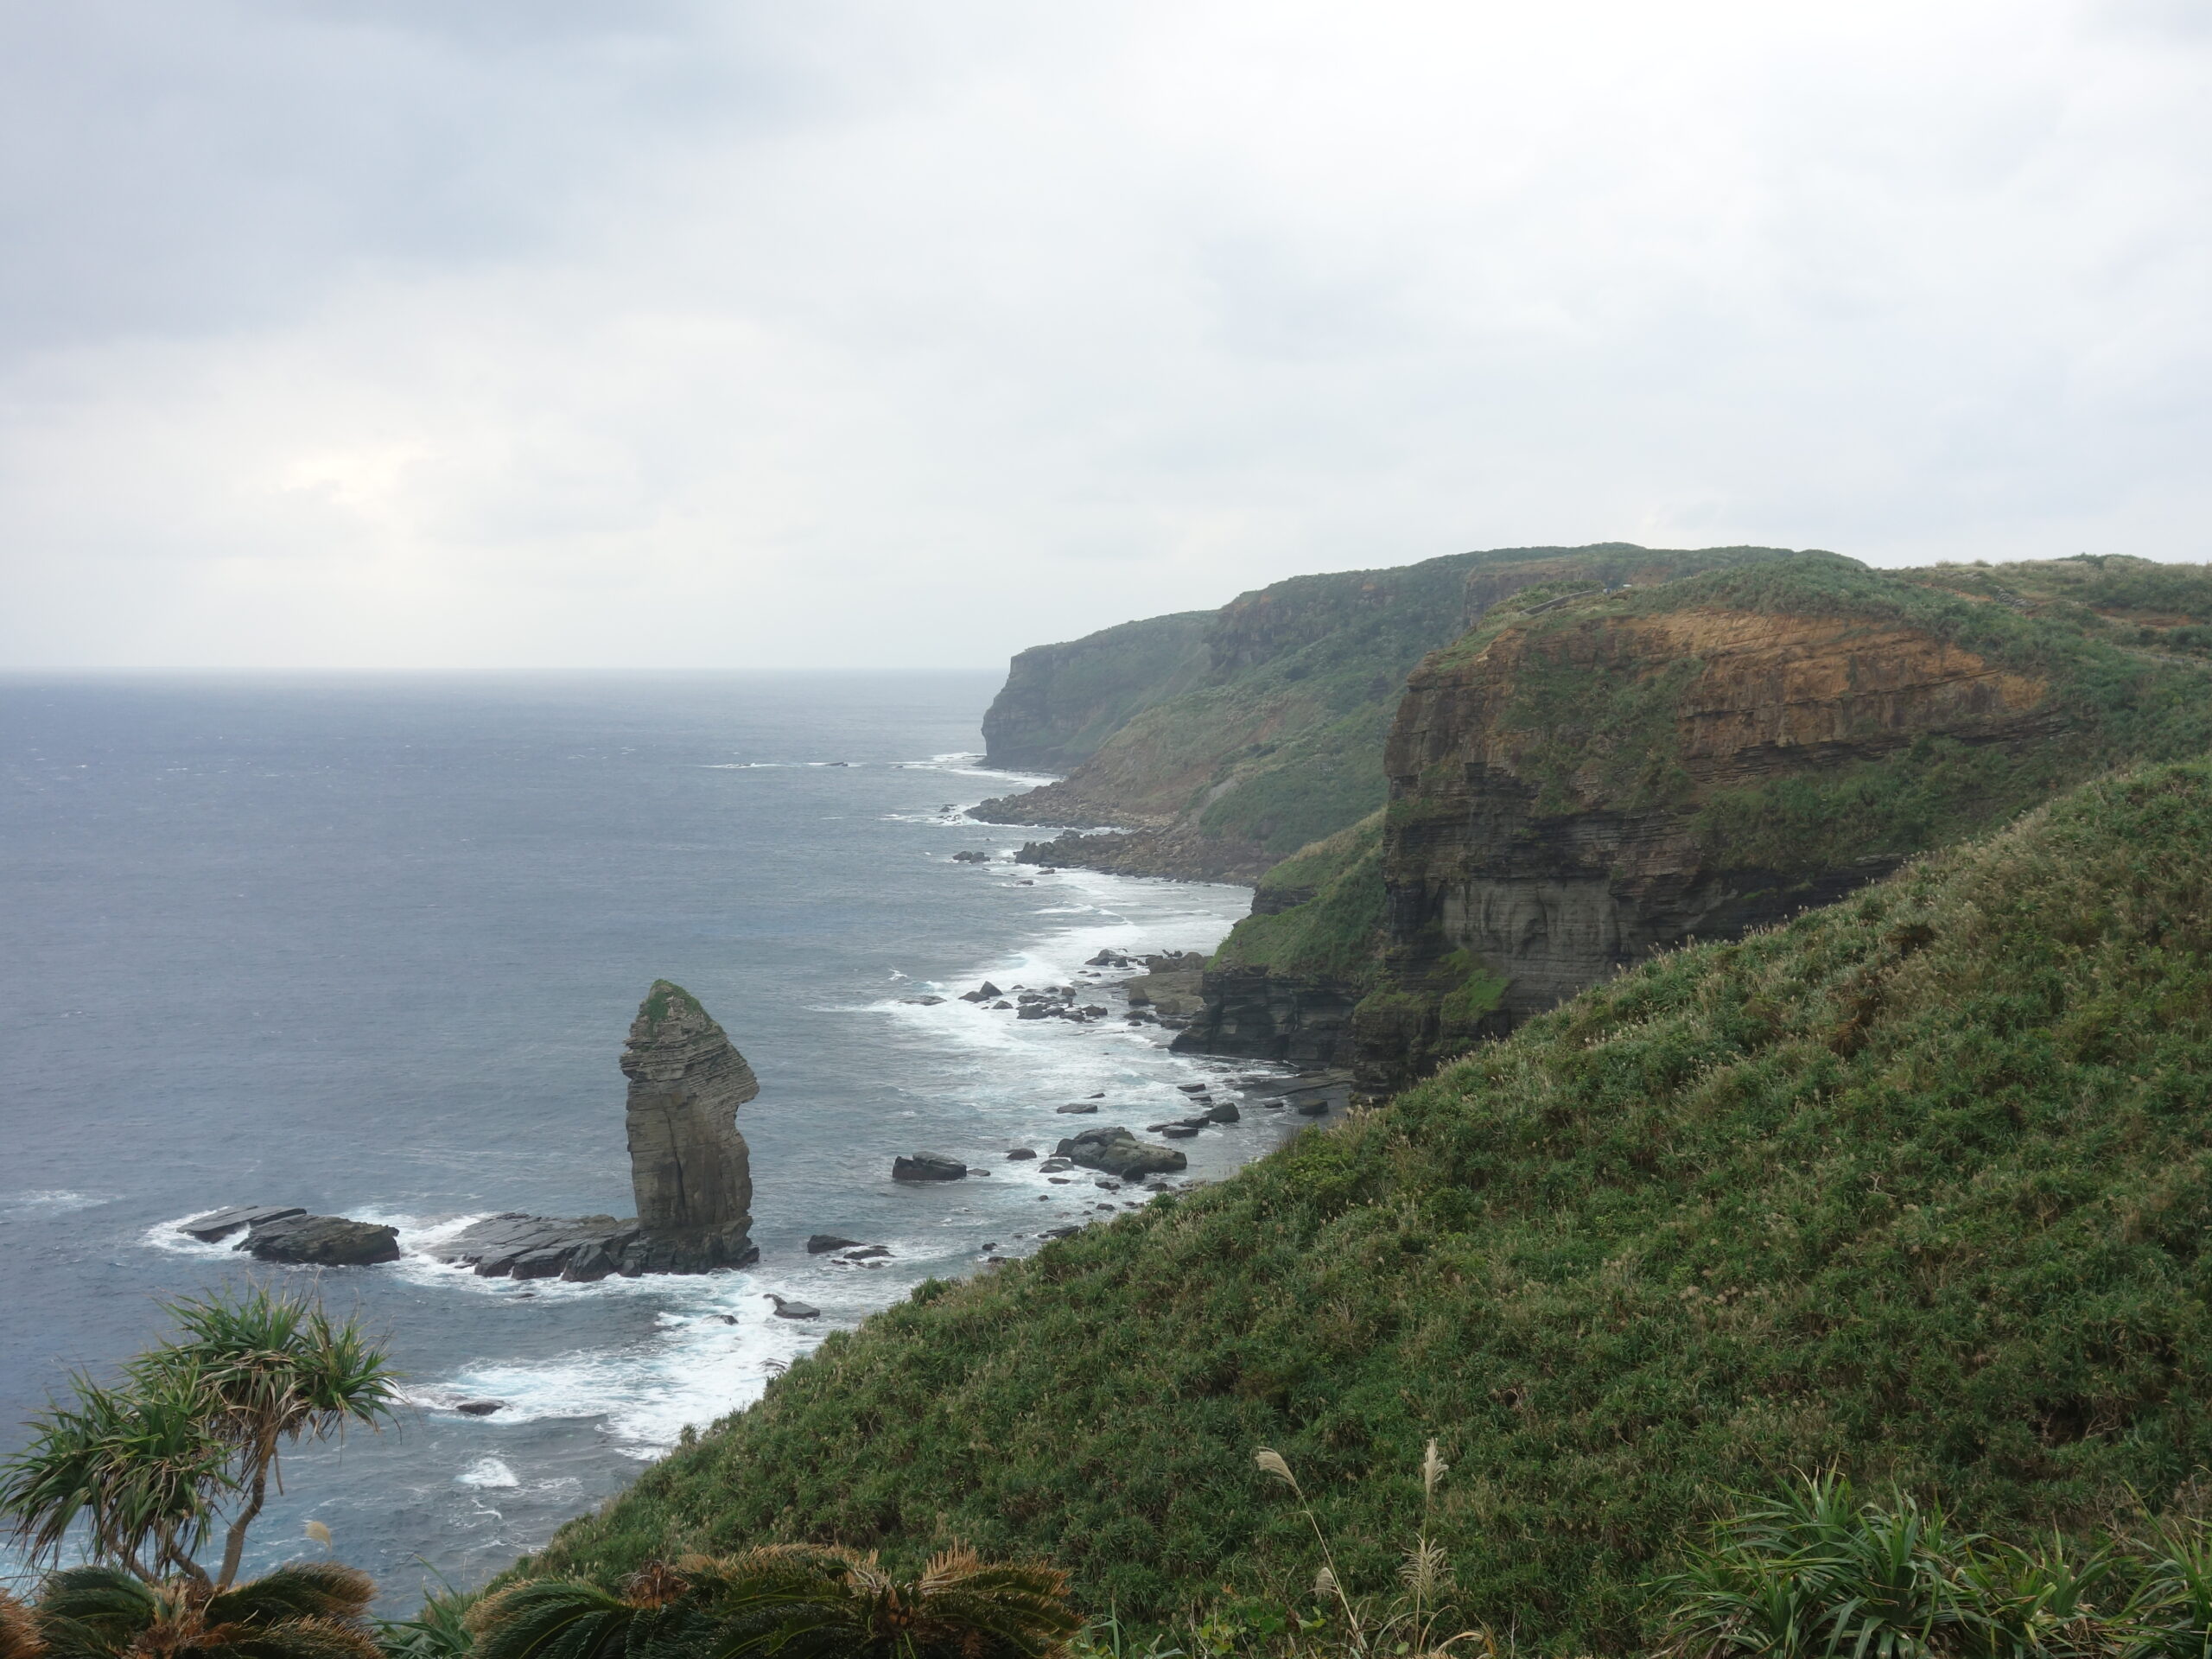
<box><xmin>0</xmin><ymin>674</ymin><xmax>1295</xmax><ymax>1607</ymax></box>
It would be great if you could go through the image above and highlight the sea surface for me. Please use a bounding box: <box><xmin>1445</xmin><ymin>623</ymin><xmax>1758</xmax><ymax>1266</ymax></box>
<box><xmin>0</xmin><ymin>673</ymin><xmax>1308</xmax><ymax>1607</ymax></box>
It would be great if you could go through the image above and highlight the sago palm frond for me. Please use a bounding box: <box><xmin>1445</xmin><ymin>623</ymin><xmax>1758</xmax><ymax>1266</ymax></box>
<box><xmin>466</xmin><ymin>1573</ymin><xmax>707</xmax><ymax>1659</ymax></box>
<box><xmin>32</xmin><ymin>1567</ymin><xmax>163</xmax><ymax>1659</ymax></box>
<box><xmin>203</xmin><ymin>1566</ymin><xmax>374</xmax><ymax>1632</ymax></box>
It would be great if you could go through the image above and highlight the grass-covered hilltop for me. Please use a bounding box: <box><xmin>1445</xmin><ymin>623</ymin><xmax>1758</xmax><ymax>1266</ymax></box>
<box><xmin>529</xmin><ymin>759</ymin><xmax>2212</xmax><ymax>1653</ymax></box>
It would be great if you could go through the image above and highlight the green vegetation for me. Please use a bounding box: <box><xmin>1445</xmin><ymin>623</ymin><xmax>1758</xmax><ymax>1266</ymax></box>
<box><xmin>20</xmin><ymin>1561</ymin><xmax>383</xmax><ymax>1659</ymax></box>
<box><xmin>1</xmin><ymin>1282</ymin><xmax>400</xmax><ymax>1591</ymax></box>
<box><xmin>1212</xmin><ymin>815</ymin><xmax>1388</xmax><ymax>988</ymax></box>
<box><xmin>1651</xmin><ymin>1472</ymin><xmax>2212</xmax><ymax>1659</ymax></box>
<box><xmin>0</xmin><ymin>1284</ymin><xmax>401</xmax><ymax>1659</ymax></box>
<box><xmin>639</xmin><ymin>982</ymin><xmax>704</xmax><ymax>1039</ymax></box>
<box><xmin>463</xmin><ymin>1548</ymin><xmax>1077</xmax><ymax>1659</ymax></box>
<box><xmin>524</xmin><ymin>760</ymin><xmax>2212</xmax><ymax>1653</ymax></box>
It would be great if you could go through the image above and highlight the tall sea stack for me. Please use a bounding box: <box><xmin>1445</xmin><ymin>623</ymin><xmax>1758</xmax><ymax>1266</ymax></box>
<box><xmin>620</xmin><ymin>980</ymin><xmax>759</xmax><ymax>1272</ymax></box>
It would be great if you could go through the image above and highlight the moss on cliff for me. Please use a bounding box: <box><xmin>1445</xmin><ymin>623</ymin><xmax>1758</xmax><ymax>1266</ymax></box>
<box><xmin>525</xmin><ymin>761</ymin><xmax>2212</xmax><ymax>1654</ymax></box>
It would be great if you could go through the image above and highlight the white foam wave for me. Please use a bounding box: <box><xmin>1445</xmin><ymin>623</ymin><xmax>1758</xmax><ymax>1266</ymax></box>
<box><xmin>2</xmin><ymin>1189</ymin><xmax>114</xmax><ymax>1218</ymax></box>
<box><xmin>455</xmin><ymin>1458</ymin><xmax>519</xmax><ymax>1489</ymax></box>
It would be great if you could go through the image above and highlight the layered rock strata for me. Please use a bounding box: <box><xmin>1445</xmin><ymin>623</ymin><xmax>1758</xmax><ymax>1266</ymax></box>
<box><xmin>1169</xmin><ymin>965</ymin><xmax>1361</xmax><ymax>1064</ymax></box>
<box><xmin>620</xmin><ymin>980</ymin><xmax>759</xmax><ymax>1269</ymax></box>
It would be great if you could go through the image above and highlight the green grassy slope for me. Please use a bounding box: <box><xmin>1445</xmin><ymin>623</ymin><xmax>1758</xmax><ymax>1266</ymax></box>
<box><xmin>1210</xmin><ymin>811</ymin><xmax>1389</xmax><ymax>990</ymax></box>
<box><xmin>528</xmin><ymin>761</ymin><xmax>2212</xmax><ymax>1653</ymax></box>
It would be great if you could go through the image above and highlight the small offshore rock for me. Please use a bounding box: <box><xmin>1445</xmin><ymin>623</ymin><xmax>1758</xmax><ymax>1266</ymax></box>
<box><xmin>842</xmin><ymin>1244</ymin><xmax>892</xmax><ymax>1261</ymax></box>
<box><xmin>952</xmin><ymin>851</ymin><xmax>990</xmax><ymax>862</ymax></box>
<box><xmin>181</xmin><ymin>1205</ymin><xmax>305</xmax><ymax>1243</ymax></box>
<box><xmin>902</xmin><ymin>995</ymin><xmax>947</xmax><ymax>1007</ymax></box>
<box><xmin>766</xmin><ymin>1294</ymin><xmax>820</xmax><ymax>1319</ymax></box>
<box><xmin>454</xmin><ymin>1400</ymin><xmax>505</xmax><ymax>1416</ymax></box>
<box><xmin>715</xmin><ymin>1313</ymin><xmax>738</xmax><ymax>1325</ymax></box>
<box><xmin>237</xmin><ymin>1215</ymin><xmax>402</xmax><ymax>1267</ymax></box>
<box><xmin>1053</xmin><ymin>1126</ymin><xmax>1189</xmax><ymax>1179</ymax></box>
<box><xmin>1005</xmin><ymin>1147</ymin><xmax>1038</xmax><ymax>1160</ymax></box>
<box><xmin>1205</xmin><ymin>1102</ymin><xmax>1241</xmax><ymax>1123</ymax></box>
<box><xmin>807</xmin><ymin>1234</ymin><xmax>865</xmax><ymax>1254</ymax></box>
<box><xmin>1042</xmin><ymin>1225</ymin><xmax>1080</xmax><ymax>1239</ymax></box>
<box><xmin>893</xmin><ymin>1153</ymin><xmax>968</xmax><ymax>1182</ymax></box>
<box><xmin>1161</xmin><ymin>1125</ymin><xmax>1200</xmax><ymax>1140</ymax></box>
<box><xmin>1055</xmin><ymin>1101</ymin><xmax>1099</xmax><ymax>1114</ymax></box>
<box><xmin>1296</xmin><ymin>1098</ymin><xmax>1331</xmax><ymax>1116</ymax></box>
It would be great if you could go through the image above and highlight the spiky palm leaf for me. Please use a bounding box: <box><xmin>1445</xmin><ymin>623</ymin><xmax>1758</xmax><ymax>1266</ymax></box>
<box><xmin>33</xmin><ymin>1565</ymin><xmax>380</xmax><ymax>1659</ymax></box>
<box><xmin>696</xmin><ymin>1544</ymin><xmax>1077</xmax><ymax>1659</ymax></box>
<box><xmin>464</xmin><ymin>1573</ymin><xmax>702</xmax><ymax>1659</ymax></box>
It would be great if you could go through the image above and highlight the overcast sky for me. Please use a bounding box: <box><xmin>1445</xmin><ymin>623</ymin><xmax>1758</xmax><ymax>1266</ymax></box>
<box><xmin>0</xmin><ymin>1</ymin><xmax>2204</xmax><ymax>669</ymax></box>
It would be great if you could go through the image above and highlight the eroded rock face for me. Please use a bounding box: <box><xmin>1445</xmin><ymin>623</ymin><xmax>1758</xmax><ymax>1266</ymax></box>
<box><xmin>1169</xmin><ymin>964</ymin><xmax>1360</xmax><ymax>1063</ymax></box>
<box><xmin>1355</xmin><ymin>601</ymin><xmax>2056</xmax><ymax>1092</ymax></box>
<box><xmin>623</xmin><ymin>981</ymin><xmax>758</xmax><ymax>1249</ymax></box>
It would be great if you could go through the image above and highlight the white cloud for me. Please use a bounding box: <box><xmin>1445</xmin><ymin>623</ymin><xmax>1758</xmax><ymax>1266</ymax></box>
<box><xmin>0</xmin><ymin>0</ymin><xmax>2204</xmax><ymax>667</ymax></box>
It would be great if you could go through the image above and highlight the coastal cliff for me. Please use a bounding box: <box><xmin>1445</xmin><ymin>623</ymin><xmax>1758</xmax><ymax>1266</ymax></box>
<box><xmin>982</xmin><ymin>612</ymin><xmax>1211</xmax><ymax>772</ymax></box>
<box><xmin>975</xmin><ymin>543</ymin><xmax>1795</xmax><ymax>880</ymax></box>
<box><xmin>1176</xmin><ymin>552</ymin><xmax>2212</xmax><ymax>1085</ymax></box>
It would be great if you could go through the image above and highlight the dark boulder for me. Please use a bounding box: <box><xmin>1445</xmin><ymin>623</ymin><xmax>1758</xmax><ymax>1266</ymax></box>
<box><xmin>1055</xmin><ymin>1101</ymin><xmax>1099</xmax><ymax>1114</ymax></box>
<box><xmin>766</xmin><ymin>1294</ymin><xmax>819</xmax><ymax>1319</ymax></box>
<box><xmin>237</xmin><ymin>1215</ymin><xmax>401</xmax><ymax>1267</ymax></box>
<box><xmin>1005</xmin><ymin>1147</ymin><xmax>1038</xmax><ymax>1160</ymax></box>
<box><xmin>454</xmin><ymin>1400</ymin><xmax>505</xmax><ymax>1416</ymax></box>
<box><xmin>807</xmin><ymin>1234</ymin><xmax>865</xmax><ymax>1254</ymax></box>
<box><xmin>1205</xmin><ymin>1102</ymin><xmax>1241</xmax><ymax>1123</ymax></box>
<box><xmin>893</xmin><ymin>1153</ymin><xmax>968</xmax><ymax>1182</ymax></box>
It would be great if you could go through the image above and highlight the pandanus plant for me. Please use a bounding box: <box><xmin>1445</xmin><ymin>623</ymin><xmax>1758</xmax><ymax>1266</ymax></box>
<box><xmin>0</xmin><ymin>1282</ymin><xmax>399</xmax><ymax>1592</ymax></box>
<box><xmin>466</xmin><ymin>1546</ymin><xmax>1080</xmax><ymax>1659</ymax></box>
